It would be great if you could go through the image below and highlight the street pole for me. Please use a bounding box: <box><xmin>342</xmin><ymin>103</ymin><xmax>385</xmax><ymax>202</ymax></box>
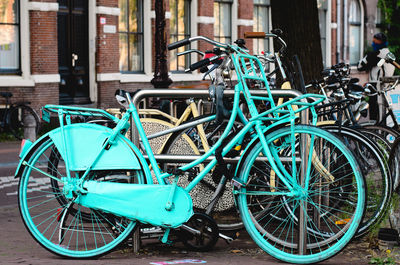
<box><xmin>151</xmin><ymin>0</ymin><xmax>173</xmax><ymax>88</ymax></box>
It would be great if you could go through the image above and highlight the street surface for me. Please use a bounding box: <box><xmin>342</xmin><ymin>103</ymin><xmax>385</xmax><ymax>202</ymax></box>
<box><xmin>0</xmin><ymin>141</ymin><xmax>377</xmax><ymax>265</ymax></box>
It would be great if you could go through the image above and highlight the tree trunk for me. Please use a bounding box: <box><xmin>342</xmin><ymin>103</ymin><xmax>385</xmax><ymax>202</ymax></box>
<box><xmin>271</xmin><ymin>0</ymin><xmax>323</xmax><ymax>85</ymax></box>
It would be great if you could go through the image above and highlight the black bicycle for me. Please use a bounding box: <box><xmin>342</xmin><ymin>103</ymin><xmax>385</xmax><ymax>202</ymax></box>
<box><xmin>0</xmin><ymin>92</ymin><xmax>40</xmax><ymax>140</ymax></box>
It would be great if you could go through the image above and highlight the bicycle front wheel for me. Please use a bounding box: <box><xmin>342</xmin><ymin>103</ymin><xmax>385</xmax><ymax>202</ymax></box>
<box><xmin>8</xmin><ymin>105</ymin><xmax>40</xmax><ymax>140</ymax></box>
<box><xmin>18</xmin><ymin>136</ymin><xmax>144</xmax><ymax>258</ymax></box>
<box><xmin>236</xmin><ymin>125</ymin><xmax>365</xmax><ymax>264</ymax></box>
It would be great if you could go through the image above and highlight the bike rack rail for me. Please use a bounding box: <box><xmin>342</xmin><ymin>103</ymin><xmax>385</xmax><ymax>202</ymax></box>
<box><xmin>131</xmin><ymin>88</ymin><xmax>309</xmax><ymax>253</ymax></box>
<box><xmin>132</xmin><ymin>88</ymin><xmax>308</xmax><ymax>157</ymax></box>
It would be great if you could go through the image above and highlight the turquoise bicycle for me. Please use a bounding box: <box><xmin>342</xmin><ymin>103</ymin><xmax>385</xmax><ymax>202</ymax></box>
<box><xmin>16</xmin><ymin>36</ymin><xmax>365</xmax><ymax>264</ymax></box>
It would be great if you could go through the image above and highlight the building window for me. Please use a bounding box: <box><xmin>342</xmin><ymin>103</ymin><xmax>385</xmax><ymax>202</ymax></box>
<box><xmin>119</xmin><ymin>0</ymin><xmax>144</xmax><ymax>73</ymax></box>
<box><xmin>0</xmin><ymin>0</ymin><xmax>20</xmax><ymax>74</ymax></box>
<box><xmin>375</xmin><ymin>7</ymin><xmax>384</xmax><ymax>32</ymax></box>
<box><xmin>169</xmin><ymin>0</ymin><xmax>191</xmax><ymax>72</ymax></box>
<box><xmin>349</xmin><ymin>0</ymin><xmax>362</xmax><ymax>65</ymax></box>
<box><xmin>253</xmin><ymin>0</ymin><xmax>270</xmax><ymax>54</ymax></box>
<box><xmin>318</xmin><ymin>0</ymin><xmax>328</xmax><ymax>66</ymax></box>
<box><xmin>214</xmin><ymin>0</ymin><xmax>232</xmax><ymax>44</ymax></box>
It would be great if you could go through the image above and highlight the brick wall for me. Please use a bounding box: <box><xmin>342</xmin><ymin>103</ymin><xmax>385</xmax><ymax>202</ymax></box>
<box><xmin>96</xmin><ymin>14</ymin><xmax>119</xmax><ymax>73</ymax></box>
<box><xmin>29</xmin><ymin>11</ymin><xmax>58</xmax><ymax>74</ymax></box>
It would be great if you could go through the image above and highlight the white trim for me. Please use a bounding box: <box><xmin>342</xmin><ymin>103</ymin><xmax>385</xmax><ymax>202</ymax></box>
<box><xmin>95</xmin><ymin>6</ymin><xmax>120</xmax><ymax>16</ymax></box>
<box><xmin>27</xmin><ymin>2</ymin><xmax>59</xmax><ymax>12</ymax></box>
<box><xmin>169</xmin><ymin>74</ymin><xmax>205</xmax><ymax>82</ymax></box>
<box><xmin>325</xmin><ymin>0</ymin><xmax>332</xmax><ymax>67</ymax></box>
<box><xmin>144</xmin><ymin>1</ymin><xmax>152</xmax><ymax>75</ymax></box>
<box><xmin>31</xmin><ymin>74</ymin><xmax>60</xmax><ymax>83</ymax></box>
<box><xmin>97</xmin><ymin>73</ymin><xmax>121</xmax><ymax>82</ymax></box>
<box><xmin>0</xmin><ymin>76</ymin><xmax>34</xmax><ymax>87</ymax></box>
<box><xmin>196</xmin><ymin>16</ymin><xmax>215</xmax><ymax>24</ymax></box>
<box><xmin>89</xmin><ymin>0</ymin><xmax>97</xmax><ymax>102</ymax></box>
<box><xmin>149</xmin><ymin>11</ymin><xmax>171</xmax><ymax>19</ymax></box>
<box><xmin>120</xmin><ymin>74</ymin><xmax>153</xmax><ymax>83</ymax></box>
<box><xmin>232</xmin><ymin>0</ymin><xmax>238</xmax><ymax>42</ymax></box>
<box><xmin>190</xmin><ymin>0</ymin><xmax>198</xmax><ymax>64</ymax></box>
<box><xmin>237</xmin><ymin>19</ymin><xmax>254</xmax><ymax>27</ymax></box>
<box><xmin>359</xmin><ymin>0</ymin><xmax>365</xmax><ymax>63</ymax></box>
<box><xmin>20</xmin><ymin>0</ymin><xmax>31</xmax><ymax>82</ymax></box>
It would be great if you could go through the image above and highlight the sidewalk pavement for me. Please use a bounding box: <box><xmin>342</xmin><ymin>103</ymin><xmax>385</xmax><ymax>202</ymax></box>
<box><xmin>0</xmin><ymin>141</ymin><xmax>379</xmax><ymax>265</ymax></box>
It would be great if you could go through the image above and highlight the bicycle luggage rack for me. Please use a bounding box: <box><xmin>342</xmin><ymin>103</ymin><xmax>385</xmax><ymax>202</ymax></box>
<box><xmin>131</xmin><ymin>88</ymin><xmax>308</xmax><ymax>163</ymax></box>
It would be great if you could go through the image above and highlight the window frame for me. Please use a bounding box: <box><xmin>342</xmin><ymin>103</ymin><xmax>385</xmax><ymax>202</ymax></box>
<box><xmin>253</xmin><ymin>0</ymin><xmax>270</xmax><ymax>55</ymax></box>
<box><xmin>214</xmin><ymin>0</ymin><xmax>233</xmax><ymax>44</ymax></box>
<box><xmin>0</xmin><ymin>0</ymin><xmax>21</xmax><ymax>75</ymax></box>
<box><xmin>348</xmin><ymin>0</ymin><xmax>363</xmax><ymax>65</ymax></box>
<box><xmin>119</xmin><ymin>0</ymin><xmax>144</xmax><ymax>74</ymax></box>
<box><xmin>169</xmin><ymin>0</ymin><xmax>191</xmax><ymax>73</ymax></box>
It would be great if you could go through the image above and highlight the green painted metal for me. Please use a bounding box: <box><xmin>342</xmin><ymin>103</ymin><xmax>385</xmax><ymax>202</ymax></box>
<box><xmin>79</xmin><ymin>181</ymin><xmax>193</xmax><ymax>228</ymax></box>
<box><xmin>48</xmin><ymin>123</ymin><xmax>141</xmax><ymax>171</ymax></box>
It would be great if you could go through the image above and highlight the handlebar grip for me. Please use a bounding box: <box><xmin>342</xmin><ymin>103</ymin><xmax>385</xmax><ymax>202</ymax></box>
<box><xmin>189</xmin><ymin>58</ymin><xmax>211</xmax><ymax>71</ymax></box>
<box><xmin>168</xmin><ymin>39</ymin><xmax>191</xmax><ymax>50</ymax></box>
<box><xmin>244</xmin><ymin>32</ymin><xmax>266</xmax><ymax>39</ymax></box>
<box><xmin>393</xmin><ymin>61</ymin><xmax>400</xmax><ymax>70</ymax></box>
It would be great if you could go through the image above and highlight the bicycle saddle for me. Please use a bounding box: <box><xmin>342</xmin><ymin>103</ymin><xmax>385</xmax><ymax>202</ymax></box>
<box><xmin>0</xmin><ymin>92</ymin><xmax>12</xmax><ymax>98</ymax></box>
<box><xmin>114</xmin><ymin>89</ymin><xmax>141</xmax><ymax>108</ymax></box>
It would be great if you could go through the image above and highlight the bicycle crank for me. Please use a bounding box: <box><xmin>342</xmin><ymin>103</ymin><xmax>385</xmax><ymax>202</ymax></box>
<box><xmin>178</xmin><ymin>212</ymin><xmax>219</xmax><ymax>251</ymax></box>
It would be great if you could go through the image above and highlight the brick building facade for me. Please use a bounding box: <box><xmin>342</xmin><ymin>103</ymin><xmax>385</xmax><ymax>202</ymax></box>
<box><xmin>0</xmin><ymin>0</ymin><xmax>383</xmax><ymax>111</ymax></box>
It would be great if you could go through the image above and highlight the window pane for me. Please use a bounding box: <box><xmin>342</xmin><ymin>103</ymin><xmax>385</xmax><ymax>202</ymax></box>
<box><xmin>119</xmin><ymin>34</ymin><xmax>129</xmax><ymax>71</ymax></box>
<box><xmin>129</xmin><ymin>0</ymin><xmax>140</xmax><ymax>32</ymax></box>
<box><xmin>119</xmin><ymin>0</ymin><xmax>143</xmax><ymax>72</ymax></box>
<box><xmin>349</xmin><ymin>0</ymin><xmax>361</xmax><ymax>23</ymax></box>
<box><xmin>129</xmin><ymin>34</ymin><xmax>142</xmax><ymax>71</ymax></box>
<box><xmin>253</xmin><ymin>4</ymin><xmax>269</xmax><ymax>54</ymax></box>
<box><xmin>119</xmin><ymin>0</ymin><xmax>128</xmax><ymax>32</ymax></box>
<box><xmin>349</xmin><ymin>25</ymin><xmax>360</xmax><ymax>64</ymax></box>
<box><xmin>214</xmin><ymin>2</ymin><xmax>231</xmax><ymax>43</ymax></box>
<box><xmin>0</xmin><ymin>25</ymin><xmax>19</xmax><ymax>70</ymax></box>
<box><xmin>0</xmin><ymin>0</ymin><xmax>18</xmax><ymax>24</ymax></box>
<box><xmin>169</xmin><ymin>0</ymin><xmax>190</xmax><ymax>72</ymax></box>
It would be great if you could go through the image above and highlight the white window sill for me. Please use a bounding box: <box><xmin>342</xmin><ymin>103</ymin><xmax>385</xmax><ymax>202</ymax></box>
<box><xmin>0</xmin><ymin>76</ymin><xmax>35</xmax><ymax>87</ymax></box>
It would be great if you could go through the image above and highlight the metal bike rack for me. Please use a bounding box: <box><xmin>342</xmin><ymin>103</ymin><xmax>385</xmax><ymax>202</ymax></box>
<box><xmin>131</xmin><ymin>88</ymin><xmax>308</xmax><ymax>252</ymax></box>
<box><xmin>131</xmin><ymin>88</ymin><xmax>307</xmax><ymax>151</ymax></box>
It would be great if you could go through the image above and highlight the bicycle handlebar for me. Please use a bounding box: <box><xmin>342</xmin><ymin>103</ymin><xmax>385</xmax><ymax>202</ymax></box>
<box><xmin>244</xmin><ymin>31</ymin><xmax>287</xmax><ymax>54</ymax></box>
<box><xmin>188</xmin><ymin>55</ymin><xmax>222</xmax><ymax>72</ymax></box>
<box><xmin>168</xmin><ymin>36</ymin><xmax>229</xmax><ymax>51</ymax></box>
<box><xmin>177</xmin><ymin>49</ymin><xmax>205</xmax><ymax>57</ymax></box>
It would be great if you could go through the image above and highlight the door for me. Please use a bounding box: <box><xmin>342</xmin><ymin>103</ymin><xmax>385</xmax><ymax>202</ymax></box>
<box><xmin>58</xmin><ymin>0</ymin><xmax>90</xmax><ymax>104</ymax></box>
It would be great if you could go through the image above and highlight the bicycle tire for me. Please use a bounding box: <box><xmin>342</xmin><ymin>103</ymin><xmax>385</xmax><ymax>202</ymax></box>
<box><xmin>236</xmin><ymin>125</ymin><xmax>365</xmax><ymax>263</ymax></box>
<box><xmin>360</xmin><ymin>124</ymin><xmax>400</xmax><ymax>146</ymax></box>
<box><xmin>18</xmin><ymin>136</ymin><xmax>145</xmax><ymax>258</ymax></box>
<box><xmin>388</xmin><ymin>136</ymin><xmax>400</xmax><ymax>192</ymax></box>
<box><xmin>8</xmin><ymin>104</ymin><xmax>40</xmax><ymax>140</ymax></box>
<box><xmin>321</xmin><ymin>125</ymin><xmax>392</xmax><ymax>239</ymax></box>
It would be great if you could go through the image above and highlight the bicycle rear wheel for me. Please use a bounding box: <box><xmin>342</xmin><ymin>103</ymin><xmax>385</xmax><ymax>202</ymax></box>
<box><xmin>236</xmin><ymin>125</ymin><xmax>365</xmax><ymax>264</ymax></box>
<box><xmin>18</xmin><ymin>136</ymin><xmax>144</xmax><ymax>258</ymax></box>
<box><xmin>8</xmin><ymin>105</ymin><xmax>40</xmax><ymax>140</ymax></box>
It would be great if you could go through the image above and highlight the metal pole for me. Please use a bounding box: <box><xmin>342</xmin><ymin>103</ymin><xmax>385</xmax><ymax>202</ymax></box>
<box><xmin>151</xmin><ymin>0</ymin><xmax>172</xmax><ymax>88</ymax></box>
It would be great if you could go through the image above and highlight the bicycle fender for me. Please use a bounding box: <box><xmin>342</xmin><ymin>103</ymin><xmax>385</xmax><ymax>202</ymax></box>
<box><xmin>15</xmin><ymin>124</ymin><xmax>150</xmax><ymax>179</ymax></box>
<box><xmin>15</xmin><ymin>132</ymin><xmax>55</xmax><ymax>178</ymax></box>
<box><xmin>48</xmin><ymin>123</ymin><xmax>142</xmax><ymax>171</ymax></box>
